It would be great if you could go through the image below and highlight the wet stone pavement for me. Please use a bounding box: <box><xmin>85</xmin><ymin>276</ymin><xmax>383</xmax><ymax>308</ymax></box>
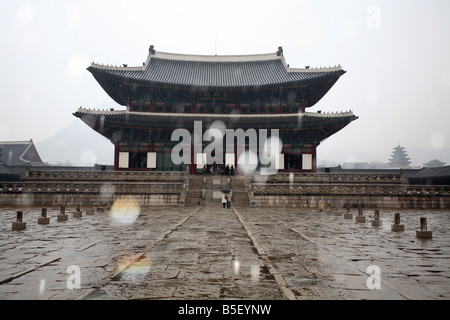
<box><xmin>0</xmin><ymin>205</ymin><xmax>449</xmax><ymax>300</ymax></box>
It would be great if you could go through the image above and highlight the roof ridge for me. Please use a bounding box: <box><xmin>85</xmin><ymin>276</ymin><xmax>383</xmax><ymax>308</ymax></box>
<box><xmin>0</xmin><ymin>140</ymin><xmax>33</xmax><ymax>145</ymax></box>
<box><xmin>152</xmin><ymin>51</ymin><xmax>281</xmax><ymax>62</ymax></box>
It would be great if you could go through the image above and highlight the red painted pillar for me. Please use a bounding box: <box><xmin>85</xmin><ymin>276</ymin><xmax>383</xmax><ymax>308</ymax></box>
<box><xmin>114</xmin><ymin>144</ymin><xmax>119</xmax><ymax>171</ymax></box>
<box><xmin>312</xmin><ymin>144</ymin><xmax>317</xmax><ymax>173</ymax></box>
<box><xmin>190</xmin><ymin>143</ymin><xmax>196</xmax><ymax>175</ymax></box>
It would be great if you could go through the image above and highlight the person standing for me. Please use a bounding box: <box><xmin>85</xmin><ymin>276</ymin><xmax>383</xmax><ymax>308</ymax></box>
<box><xmin>227</xmin><ymin>192</ymin><xmax>231</xmax><ymax>209</ymax></box>
<box><xmin>221</xmin><ymin>193</ymin><xmax>227</xmax><ymax>208</ymax></box>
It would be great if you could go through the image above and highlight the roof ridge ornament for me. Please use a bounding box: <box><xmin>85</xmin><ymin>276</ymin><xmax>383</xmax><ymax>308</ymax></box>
<box><xmin>277</xmin><ymin>46</ymin><xmax>283</xmax><ymax>56</ymax></box>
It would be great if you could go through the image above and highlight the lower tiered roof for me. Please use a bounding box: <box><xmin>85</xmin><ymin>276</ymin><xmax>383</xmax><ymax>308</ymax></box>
<box><xmin>73</xmin><ymin>108</ymin><xmax>358</xmax><ymax>144</ymax></box>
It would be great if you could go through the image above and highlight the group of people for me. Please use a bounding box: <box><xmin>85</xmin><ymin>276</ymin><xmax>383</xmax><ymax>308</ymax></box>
<box><xmin>202</xmin><ymin>164</ymin><xmax>235</xmax><ymax>175</ymax></box>
<box><xmin>221</xmin><ymin>192</ymin><xmax>232</xmax><ymax>209</ymax></box>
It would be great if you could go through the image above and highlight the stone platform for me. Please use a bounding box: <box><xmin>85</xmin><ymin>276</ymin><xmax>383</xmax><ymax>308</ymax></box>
<box><xmin>0</xmin><ymin>205</ymin><xmax>449</xmax><ymax>300</ymax></box>
<box><xmin>1</xmin><ymin>170</ymin><xmax>449</xmax><ymax>209</ymax></box>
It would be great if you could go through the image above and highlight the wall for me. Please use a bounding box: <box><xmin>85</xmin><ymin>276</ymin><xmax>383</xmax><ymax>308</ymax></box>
<box><xmin>249</xmin><ymin>173</ymin><xmax>450</xmax><ymax>209</ymax></box>
<box><xmin>0</xmin><ymin>169</ymin><xmax>188</xmax><ymax>207</ymax></box>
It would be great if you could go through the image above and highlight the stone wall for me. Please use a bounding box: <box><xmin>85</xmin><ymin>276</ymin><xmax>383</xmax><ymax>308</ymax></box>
<box><xmin>2</xmin><ymin>170</ymin><xmax>449</xmax><ymax>209</ymax></box>
<box><xmin>252</xmin><ymin>194</ymin><xmax>450</xmax><ymax>209</ymax></box>
<box><xmin>249</xmin><ymin>173</ymin><xmax>450</xmax><ymax>209</ymax></box>
<box><xmin>0</xmin><ymin>170</ymin><xmax>188</xmax><ymax>207</ymax></box>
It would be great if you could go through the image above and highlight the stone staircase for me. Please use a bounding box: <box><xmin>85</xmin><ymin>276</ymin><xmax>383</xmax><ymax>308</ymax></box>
<box><xmin>229</xmin><ymin>176</ymin><xmax>249</xmax><ymax>206</ymax></box>
<box><xmin>185</xmin><ymin>176</ymin><xmax>203</xmax><ymax>206</ymax></box>
<box><xmin>185</xmin><ymin>175</ymin><xmax>249</xmax><ymax>207</ymax></box>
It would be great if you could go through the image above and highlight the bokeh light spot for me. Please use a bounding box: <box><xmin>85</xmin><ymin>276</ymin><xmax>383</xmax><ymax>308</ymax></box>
<box><xmin>110</xmin><ymin>196</ymin><xmax>140</xmax><ymax>225</ymax></box>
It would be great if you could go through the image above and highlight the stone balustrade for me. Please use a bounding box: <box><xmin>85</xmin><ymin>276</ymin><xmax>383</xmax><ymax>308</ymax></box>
<box><xmin>251</xmin><ymin>182</ymin><xmax>450</xmax><ymax>196</ymax></box>
<box><xmin>253</xmin><ymin>173</ymin><xmax>407</xmax><ymax>185</ymax></box>
<box><xmin>248</xmin><ymin>173</ymin><xmax>450</xmax><ymax>209</ymax></box>
<box><xmin>1</xmin><ymin>170</ymin><xmax>449</xmax><ymax>208</ymax></box>
<box><xmin>23</xmin><ymin>169</ymin><xmax>187</xmax><ymax>182</ymax></box>
<box><xmin>0</xmin><ymin>181</ymin><xmax>183</xmax><ymax>194</ymax></box>
<box><xmin>1</xmin><ymin>169</ymin><xmax>189</xmax><ymax>207</ymax></box>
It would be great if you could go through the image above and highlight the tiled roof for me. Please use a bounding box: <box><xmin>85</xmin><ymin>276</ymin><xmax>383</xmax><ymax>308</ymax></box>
<box><xmin>88</xmin><ymin>48</ymin><xmax>345</xmax><ymax>89</ymax></box>
<box><xmin>412</xmin><ymin>166</ymin><xmax>450</xmax><ymax>178</ymax></box>
<box><xmin>0</xmin><ymin>140</ymin><xmax>44</xmax><ymax>166</ymax></box>
<box><xmin>423</xmin><ymin>159</ymin><xmax>446</xmax><ymax>167</ymax></box>
<box><xmin>73</xmin><ymin>108</ymin><xmax>358</xmax><ymax>142</ymax></box>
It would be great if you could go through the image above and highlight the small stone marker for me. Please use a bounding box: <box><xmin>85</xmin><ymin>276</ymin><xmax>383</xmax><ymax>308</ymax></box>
<box><xmin>343</xmin><ymin>207</ymin><xmax>353</xmax><ymax>219</ymax></box>
<box><xmin>416</xmin><ymin>217</ymin><xmax>432</xmax><ymax>239</ymax></box>
<box><xmin>12</xmin><ymin>211</ymin><xmax>26</xmax><ymax>231</ymax></box>
<box><xmin>38</xmin><ymin>208</ymin><xmax>50</xmax><ymax>225</ymax></box>
<box><xmin>355</xmin><ymin>208</ymin><xmax>366</xmax><ymax>222</ymax></box>
<box><xmin>391</xmin><ymin>213</ymin><xmax>404</xmax><ymax>231</ymax></box>
<box><xmin>371</xmin><ymin>210</ymin><xmax>382</xmax><ymax>227</ymax></box>
<box><xmin>73</xmin><ymin>204</ymin><xmax>83</xmax><ymax>218</ymax></box>
<box><xmin>57</xmin><ymin>206</ymin><xmax>68</xmax><ymax>222</ymax></box>
<box><xmin>73</xmin><ymin>210</ymin><xmax>82</xmax><ymax>218</ymax></box>
<box><xmin>86</xmin><ymin>207</ymin><xmax>94</xmax><ymax>215</ymax></box>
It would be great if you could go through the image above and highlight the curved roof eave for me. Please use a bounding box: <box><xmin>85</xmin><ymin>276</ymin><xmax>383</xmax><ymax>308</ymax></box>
<box><xmin>88</xmin><ymin>66</ymin><xmax>345</xmax><ymax>91</ymax></box>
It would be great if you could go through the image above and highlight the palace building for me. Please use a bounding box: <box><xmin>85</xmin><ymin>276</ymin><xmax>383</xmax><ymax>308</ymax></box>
<box><xmin>74</xmin><ymin>46</ymin><xmax>357</xmax><ymax>174</ymax></box>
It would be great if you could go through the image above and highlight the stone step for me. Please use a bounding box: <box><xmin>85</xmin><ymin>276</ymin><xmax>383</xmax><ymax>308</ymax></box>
<box><xmin>231</xmin><ymin>191</ymin><xmax>249</xmax><ymax>206</ymax></box>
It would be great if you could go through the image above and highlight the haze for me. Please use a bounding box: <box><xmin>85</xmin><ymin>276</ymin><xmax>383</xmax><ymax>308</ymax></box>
<box><xmin>1</xmin><ymin>0</ymin><xmax>449</xmax><ymax>167</ymax></box>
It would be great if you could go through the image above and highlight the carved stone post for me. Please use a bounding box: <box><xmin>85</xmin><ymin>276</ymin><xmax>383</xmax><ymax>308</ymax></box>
<box><xmin>57</xmin><ymin>206</ymin><xmax>68</xmax><ymax>221</ymax></box>
<box><xmin>12</xmin><ymin>211</ymin><xmax>27</xmax><ymax>231</ymax></box>
<box><xmin>416</xmin><ymin>217</ymin><xmax>432</xmax><ymax>238</ymax></box>
<box><xmin>371</xmin><ymin>209</ymin><xmax>382</xmax><ymax>227</ymax></box>
<box><xmin>355</xmin><ymin>208</ymin><xmax>366</xmax><ymax>223</ymax></box>
<box><xmin>391</xmin><ymin>212</ymin><xmax>404</xmax><ymax>231</ymax></box>
<box><xmin>344</xmin><ymin>207</ymin><xmax>353</xmax><ymax>219</ymax></box>
<box><xmin>38</xmin><ymin>208</ymin><xmax>50</xmax><ymax>225</ymax></box>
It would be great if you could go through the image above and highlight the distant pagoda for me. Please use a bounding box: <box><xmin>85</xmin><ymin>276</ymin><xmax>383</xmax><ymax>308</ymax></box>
<box><xmin>388</xmin><ymin>144</ymin><xmax>411</xmax><ymax>168</ymax></box>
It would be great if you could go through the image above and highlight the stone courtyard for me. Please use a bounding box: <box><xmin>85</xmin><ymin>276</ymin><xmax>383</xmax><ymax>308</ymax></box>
<box><xmin>0</xmin><ymin>204</ymin><xmax>449</xmax><ymax>300</ymax></box>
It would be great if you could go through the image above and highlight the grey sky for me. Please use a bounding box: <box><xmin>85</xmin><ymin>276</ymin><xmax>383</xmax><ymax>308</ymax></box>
<box><xmin>1</xmin><ymin>0</ymin><xmax>449</xmax><ymax>166</ymax></box>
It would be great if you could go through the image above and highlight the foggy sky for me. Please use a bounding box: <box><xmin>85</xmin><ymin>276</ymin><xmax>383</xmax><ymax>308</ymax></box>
<box><xmin>1</xmin><ymin>0</ymin><xmax>449</xmax><ymax>167</ymax></box>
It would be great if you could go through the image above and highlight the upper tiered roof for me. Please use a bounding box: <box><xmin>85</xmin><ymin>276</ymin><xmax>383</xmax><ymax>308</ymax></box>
<box><xmin>89</xmin><ymin>46</ymin><xmax>344</xmax><ymax>89</ymax></box>
<box><xmin>88</xmin><ymin>46</ymin><xmax>346</xmax><ymax>108</ymax></box>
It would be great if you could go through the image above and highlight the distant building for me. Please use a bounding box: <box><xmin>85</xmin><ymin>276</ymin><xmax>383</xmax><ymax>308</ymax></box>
<box><xmin>342</xmin><ymin>162</ymin><xmax>370</xmax><ymax>169</ymax></box>
<box><xmin>0</xmin><ymin>140</ymin><xmax>44</xmax><ymax>166</ymax></box>
<box><xmin>423</xmin><ymin>159</ymin><xmax>446</xmax><ymax>167</ymax></box>
<box><xmin>388</xmin><ymin>144</ymin><xmax>411</xmax><ymax>168</ymax></box>
<box><xmin>0</xmin><ymin>140</ymin><xmax>46</xmax><ymax>181</ymax></box>
<box><xmin>409</xmin><ymin>166</ymin><xmax>450</xmax><ymax>185</ymax></box>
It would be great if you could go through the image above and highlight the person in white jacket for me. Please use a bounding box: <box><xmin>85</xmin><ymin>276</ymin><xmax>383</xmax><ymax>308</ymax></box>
<box><xmin>221</xmin><ymin>193</ymin><xmax>227</xmax><ymax>208</ymax></box>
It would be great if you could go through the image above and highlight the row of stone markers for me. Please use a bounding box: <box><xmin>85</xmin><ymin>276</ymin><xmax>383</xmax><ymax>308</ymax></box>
<box><xmin>11</xmin><ymin>205</ymin><xmax>96</xmax><ymax>231</ymax></box>
<box><xmin>343</xmin><ymin>208</ymin><xmax>433</xmax><ymax>239</ymax></box>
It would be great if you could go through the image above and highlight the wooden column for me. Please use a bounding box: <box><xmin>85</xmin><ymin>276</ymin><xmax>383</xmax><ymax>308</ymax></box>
<box><xmin>312</xmin><ymin>144</ymin><xmax>317</xmax><ymax>173</ymax></box>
